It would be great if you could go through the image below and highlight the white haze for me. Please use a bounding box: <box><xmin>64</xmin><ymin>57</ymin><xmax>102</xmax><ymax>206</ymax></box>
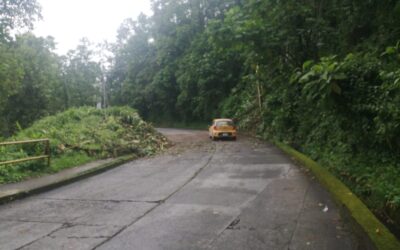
<box><xmin>33</xmin><ymin>0</ymin><xmax>152</xmax><ymax>54</ymax></box>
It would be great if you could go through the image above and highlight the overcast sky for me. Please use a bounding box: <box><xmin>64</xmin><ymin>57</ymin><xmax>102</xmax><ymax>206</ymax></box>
<box><xmin>33</xmin><ymin>0</ymin><xmax>152</xmax><ymax>54</ymax></box>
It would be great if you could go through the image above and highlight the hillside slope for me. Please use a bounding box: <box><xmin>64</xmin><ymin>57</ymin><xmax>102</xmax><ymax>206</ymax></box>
<box><xmin>0</xmin><ymin>107</ymin><xmax>169</xmax><ymax>183</ymax></box>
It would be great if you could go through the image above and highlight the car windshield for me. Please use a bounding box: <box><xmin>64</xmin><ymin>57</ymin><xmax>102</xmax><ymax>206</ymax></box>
<box><xmin>216</xmin><ymin>120</ymin><xmax>234</xmax><ymax>127</ymax></box>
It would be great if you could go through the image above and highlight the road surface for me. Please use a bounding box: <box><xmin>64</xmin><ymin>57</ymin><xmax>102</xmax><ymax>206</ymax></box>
<box><xmin>0</xmin><ymin>129</ymin><xmax>358</xmax><ymax>249</ymax></box>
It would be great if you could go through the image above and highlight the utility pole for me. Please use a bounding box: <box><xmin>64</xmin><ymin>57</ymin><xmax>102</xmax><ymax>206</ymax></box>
<box><xmin>96</xmin><ymin>42</ymin><xmax>110</xmax><ymax>109</ymax></box>
<box><xmin>255</xmin><ymin>64</ymin><xmax>263</xmax><ymax>116</ymax></box>
<box><xmin>101</xmin><ymin>65</ymin><xmax>108</xmax><ymax>108</ymax></box>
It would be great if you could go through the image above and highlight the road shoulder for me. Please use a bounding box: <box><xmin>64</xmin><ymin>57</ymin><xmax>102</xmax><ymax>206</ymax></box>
<box><xmin>276</xmin><ymin>142</ymin><xmax>400</xmax><ymax>250</ymax></box>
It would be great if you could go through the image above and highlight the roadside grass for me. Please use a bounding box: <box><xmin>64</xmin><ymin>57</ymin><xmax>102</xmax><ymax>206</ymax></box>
<box><xmin>0</xmin><ymin>106</ymin><xmax>169</xmax><ymax>184</ymax></box>
<box><xmin>50</xmin><ymin>152</ymin><xmax>94</xmax><ymax>172</ymax></box>
<box><xmin>0</xmin><ymin>152</ymin><xmax>94</xmax><ymax>183</ymax></box>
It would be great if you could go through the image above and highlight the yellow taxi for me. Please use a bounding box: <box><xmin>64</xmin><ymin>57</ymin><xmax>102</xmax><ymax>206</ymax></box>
<box><xmin>209</xmin><ymin>118</ymin><xmax>237</xmax><ymax>141</ymax></box>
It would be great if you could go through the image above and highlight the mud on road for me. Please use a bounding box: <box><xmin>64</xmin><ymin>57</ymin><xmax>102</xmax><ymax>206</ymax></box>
<box><xmin>157</xmin><ymin>128</ymin><xmax>211</xmax><ymax>155</ymax></box>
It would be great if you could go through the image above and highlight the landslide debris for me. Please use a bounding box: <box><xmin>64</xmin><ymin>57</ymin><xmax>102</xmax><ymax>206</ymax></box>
<box><xmin>0</xmin><ymin>106</ymin><xmax>169</xmax><ymax>183</ymax></box>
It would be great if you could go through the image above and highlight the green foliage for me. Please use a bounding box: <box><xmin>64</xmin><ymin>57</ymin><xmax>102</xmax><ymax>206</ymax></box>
<box><xmin>0</xmin><ymin>34</ymin><xmax>65</xmax><ymax>136</ymax></box>
<box><xmin>0</xmin><ymin>107</ymin><xmax>169</xmax><ymax>183</ymax></box>
<box><xmin>62</xmin><ymin>38</ymin><xmax>102</xmax><ymax>108</ymax></box>
<box><xmin>108</xmin><ymin>0</ymin><xmax>241</xmax><ymax>122</ymax></box>
<box><xmin>0</xmin><ymin>34</ymin><xmax>104</xmax><ymax>137</ymax></box>
<box><xmin>256</xmin><ymin>49</ymin><xmax>400</xmax><ymax>233</ymax></box>
<box><xmin>50</xmin><ymin>151</ymin><xmax>93</xmax><ymax>172</ymax></box>
<box><xmin>0</xmin><ymin>0</ymin><xmax>42</xmax><ymax>41</ymax></box>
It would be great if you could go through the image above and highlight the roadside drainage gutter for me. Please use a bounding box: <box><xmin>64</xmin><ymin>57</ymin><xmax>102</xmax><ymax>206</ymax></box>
<box><xmin>275</xmin><ymin>142</ymin><xmax>400</xmax><ymax>250</ymax></box>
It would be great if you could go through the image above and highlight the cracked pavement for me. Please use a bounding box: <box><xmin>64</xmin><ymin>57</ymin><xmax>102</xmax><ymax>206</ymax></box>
<box><xmin>0</xmin><ymin>129</ymin><xmax>358</xmax><ymax>249</ymax></box>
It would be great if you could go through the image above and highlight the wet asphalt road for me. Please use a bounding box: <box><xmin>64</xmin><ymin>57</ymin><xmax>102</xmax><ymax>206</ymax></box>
<box><xmin>0</xmin><ymin>129</ymin><xmax>357</xmax><ymax>249</ymax></box>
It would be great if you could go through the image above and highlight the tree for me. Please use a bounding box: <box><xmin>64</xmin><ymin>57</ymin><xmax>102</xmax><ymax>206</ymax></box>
<box><xmin>0</xmin><ymin>0</ymin><xmax>41</xmax><ymax>41</ymax></box>
<box><xmin>62</xmin><ymin>38</ymin><xmax>102</xmax><ymax>108</ymax></box>
<box><xmin>1</xmin><ymin>33</ymin><xmax>63</xmax><ymax>135</ymax></box>
<box><xmin>0</xmin><ymin>0</ymin><xmax>42</xmax><ymax>135</ymax></box>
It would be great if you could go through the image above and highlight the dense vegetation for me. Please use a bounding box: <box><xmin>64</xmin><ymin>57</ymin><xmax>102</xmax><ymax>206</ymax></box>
<box><xmin>1</xmin><ymin>0</ymin><xmax>400</xmax><ymax>235</ymax></box>
<box><xmin>0</xmin><ymin>0</ymin><xmax>103</xmax><ymax>137</ymax></box>
<box><xmin>0</xmin><ymin>107</ymin><xmax>168</xmax><ymax>183</ymax></box>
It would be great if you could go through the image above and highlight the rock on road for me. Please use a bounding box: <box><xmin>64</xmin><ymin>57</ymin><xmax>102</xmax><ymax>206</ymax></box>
<box><xmin>0</xmin><ymin>129</ymin><xmax>358</xmax><ymax>249</ymax></box>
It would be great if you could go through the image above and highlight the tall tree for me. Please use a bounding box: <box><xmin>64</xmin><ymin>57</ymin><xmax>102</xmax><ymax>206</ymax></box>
<box><xmin>0</xmin><ymin>0</ymin><xmax>41</xmax><ymax>41</ymax></box>
<box><xmin>62</xmin><ymin>38</ymin><xmax>102</xmax><ymax>108</ymax></box>
<box><xmin>1</xmin><ymin>34</ymin><xmax>62</xmax><ymax>135</ymax></box>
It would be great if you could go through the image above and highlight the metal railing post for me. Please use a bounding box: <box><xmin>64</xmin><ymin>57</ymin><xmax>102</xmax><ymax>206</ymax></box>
<box><xmin>46</xmin><ymin>140</ymin><xmax>50</xmax><ymax>167</ymax></box>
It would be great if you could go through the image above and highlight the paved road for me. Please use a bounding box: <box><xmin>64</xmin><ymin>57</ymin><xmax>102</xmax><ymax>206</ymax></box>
<box><xmin>0</xmin><ymin>129</ymin><xmax>358</xmax><ymax>249</ymax></box>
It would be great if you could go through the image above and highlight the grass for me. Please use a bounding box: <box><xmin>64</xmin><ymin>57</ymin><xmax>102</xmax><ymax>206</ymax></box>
<box><xmin>50</xmin><ymin>152</ymin><xmax>94</xmax><ymax>172</ymax></box>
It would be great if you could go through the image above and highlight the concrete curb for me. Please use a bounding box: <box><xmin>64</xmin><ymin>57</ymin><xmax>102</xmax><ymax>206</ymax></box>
<box><xmin>275</xmin><ymin>142</ymin><xmax>400</xmax><ymax>250</ymax></box>
<box><xmin>0</xmin><ymin>155</ymin><xmax>136</xmax><ymax>205</ymax></box>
